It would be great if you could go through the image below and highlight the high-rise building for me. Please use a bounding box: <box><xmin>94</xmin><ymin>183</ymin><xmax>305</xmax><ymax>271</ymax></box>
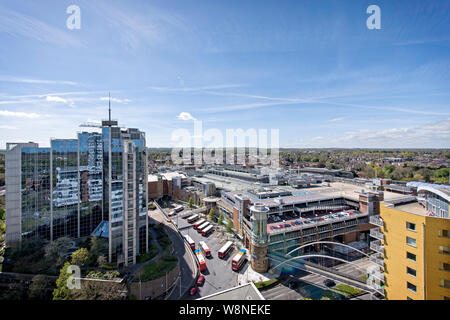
<box><xmin>5</xmin><ymin>116</ymin><xmax>148</xmax><ymax>266</ymax></box>
<box><xmin>369</xmin><ymin>185</ymin><xmax>450</xmax><ymax>300</ymax></box>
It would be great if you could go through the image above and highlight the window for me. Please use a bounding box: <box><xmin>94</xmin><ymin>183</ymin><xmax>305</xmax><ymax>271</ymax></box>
<box><xmin>407</xmin><ymin>267</ymin><xmax>417</xmax><ymax>277</ymax></box>
<box><xmin>442</xmin><ymin>296</ymin><xmax>450</xmax><ymax>300</ymax></box>
<box><xmin>407</xmin><ymin>252</ymin><xmax>416</xmax><ymax>262</ymax></box>
<box><xmin>406</xmin><ymin>236</ymin><xmax>417</xmax><ymax>247</ymax></box>
<box><xmin>439</xmin><ymin>245</ymin><xmax>450</xmax><ymax>255</ymax></box>
<box><xmin>438</xmin><ymin>229</ymin><xmax>450</xmax><ymax>238</ymax></box>
<box><xmin>407</xmin><ymin>297</ymin><xmax>414</xmax><ymax>300</ymax></box>
<box><xmin>440</xmin><ymin>262</ymin><xmax>450</xmax><ymax>272</ymax></box>
<box><xmin>407</xmin><ymin>282</ymin><xmax>417</xmax><ymax>293</ymax></box>
<box><xmin>406</xmin><ymin>222</ymin><xmax>416</xmax><ymax>231</ymax></box>
<box><xmin>440</xmin><ymin>209</ymin><xmax>446</xmax><ymax>218</ymax></box>
<box><xmin>440</xmin><ymin>279</ymin><xmax>450</xmax><ymax>289</ymax></box>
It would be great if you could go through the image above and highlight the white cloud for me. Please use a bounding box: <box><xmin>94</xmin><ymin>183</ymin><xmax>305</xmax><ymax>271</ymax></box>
<box><xmin>46</xmin><ymin>95</ymin><xmax>75</xmax><ymax>107</ymax></box>
<box><xmin>328</xmin><ymin>117</ymin><xmax>345</xmax><ymax>122</ymax></box>
<box><xmin>0</xmin><ymin>125</ymin><xmax>18</xmax><ymax>130</ymax></box>
<box><xmin>0</xmin><ymin>110</ymin><xmax>41</xmax><ymax>118</ymax></box>
<box><xmin>177</xmin><ymin>112</ymin><xmax>196</xmax><ymax>121</ymax></box>
<box><xmin>0</xmin><ymin>75</ymin><xmax>78</xmax><ymax>86</ymax></box>
<box><xmin>100</xmin><ymin>97</ymin><xmax>131</xmax><ymax>104</ymax></box>
<box><xmin>149</xmin><ymin>84</ymin><xmax>244</xmax><ymax>93</ymax></box>
<box><xmin>46</xmin><ymin>96</ymin><xmax>68</xmax><ymax>103</ymax></box>
<box><xmin>296</xmin><ymin>118</ymin><xmax>450</xmax><ymax>148</ymax></box>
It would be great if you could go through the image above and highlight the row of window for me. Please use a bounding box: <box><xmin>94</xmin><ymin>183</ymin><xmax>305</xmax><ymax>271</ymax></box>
<box><xmin>405</xmin><ymin>222</ymin><xmax>449</xmax><ymax>240</ymax></box>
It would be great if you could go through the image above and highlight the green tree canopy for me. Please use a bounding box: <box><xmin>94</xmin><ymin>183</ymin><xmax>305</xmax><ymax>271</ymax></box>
<box><xmin>71</xmin><ymin>248</ymin><xmax>90</xmax><ymax>267</ymax></box>
<box><xmin>226</xmin><ymin>219</ymin><xmax>234</xmax><ymax>233</ymax></box>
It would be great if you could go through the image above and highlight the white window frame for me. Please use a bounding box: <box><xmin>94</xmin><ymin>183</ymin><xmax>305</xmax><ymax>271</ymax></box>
<box><xmin>406</xmin><ymin>236</ymin><xmax>417</xmax><ymax>248</ymax></box>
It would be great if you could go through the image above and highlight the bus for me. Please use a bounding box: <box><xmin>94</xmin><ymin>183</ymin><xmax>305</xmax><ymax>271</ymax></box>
<box><xmin>194</xmin><ymin>249</ymin><xmax>207</xmax><ymax>271</ymax></box>
<box><xmin>199</xmin><ymin>241</ymin><xmax>211</xmax><ymax>258</ymax></box>
<box><xmin>168</xmin><ymin>205</ymin><xmax>183</xmax><ymax>216</ymax></box>
<box><xmin>201</xmin><ymin>225</ymin><xmax>214</xmax><ymax>237</ymax></box>
<box><xmin>193</xmin><ymin>218</ymin><xmax>206</xmax><ymax>230</ymax></box>
<box><xmin>197</xmin><ymin>222</ymin><xmax>210</xmax><ymax>233</ymax></box>
<box><xmin>187</xmin><ymin>214</ymin><xmax>199</xmax><ymax>224</ymax></box>
<box><xmin>231</xmin><ymin>249</ymin><xmax>247</xmax><ymax>271</ymax></box>
<box><xmin>218</xmin><ymin>241</ymin><xmax>233</xmax><ymax>259</ymax></box>
<box><xmin>184</xmin><ymin>234</ymin><xmax>195</xmax><ymax>250</ymax></box>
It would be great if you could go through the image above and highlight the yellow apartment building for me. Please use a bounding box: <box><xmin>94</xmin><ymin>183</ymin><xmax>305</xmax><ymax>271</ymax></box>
<box><xmin>376</xmin><ymin>185</ymin><xmax>450</xmax><ymax>300</ymax></box>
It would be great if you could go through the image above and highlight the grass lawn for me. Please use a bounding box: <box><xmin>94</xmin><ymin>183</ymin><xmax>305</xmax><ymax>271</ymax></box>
<box><xmin>253</xmin><ymin>278</ymin><xmax>279</xmax><ymax>290</ymax></box>
<box><xmin>136</xmin><ymin>245</ymin><xmax>159</xmax><ymax>263</ymax></box>
<box><xmin>333</xmin><ymin>284</ymin><xmax>363</xmax><ymax>297</ymax></box>
<box><xmin>135</xmin><ymin>254</ymin><xmax>178</xmax><ymax>282</ymax></box>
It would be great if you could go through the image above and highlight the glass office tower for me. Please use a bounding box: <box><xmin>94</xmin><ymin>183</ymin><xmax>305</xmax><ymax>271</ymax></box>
<box><xmin>6</xmin><ymin>121</ymin><xmax>148</xmax><ymax>266</ymax></box>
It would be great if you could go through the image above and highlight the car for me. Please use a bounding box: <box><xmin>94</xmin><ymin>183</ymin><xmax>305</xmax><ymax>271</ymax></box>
<box><xmin>324</xmin><ymin>279</ymin><xmax>336</xmax><ymax>287</ymax></box>
<box><xmin>168</xmin><ymin>211</ymin><xmax>176</xmax><ymax>217</ymax></box>
<box><xmin>290</xmin><ymin>221</ymin><xmax>297</xmax><ymax>226</ymax></box>
<box><xmin>197</xmin><ymin>275</ymin><xmax>205</xmax><ymax>286</ymax></box>
<box><xmin>295</xmin><ymin>220</ymin><xmax>303</xmax><ymax>225</ymax></box>
<box><xmin>284</xmin><ymin>224</ymin><xmax>291</xmax><ymax>228</ymax></box>
<box><xmin>189</xmin><ymin>286</ymin><xmax>199</xmax><ymax>295</ymax></box>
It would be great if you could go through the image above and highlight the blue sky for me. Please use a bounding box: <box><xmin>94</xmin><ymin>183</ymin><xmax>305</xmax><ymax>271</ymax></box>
<box><xmin>0</xmin><ymin>0</ymin><xmax>450</xmax><ymax>148</ymax></box>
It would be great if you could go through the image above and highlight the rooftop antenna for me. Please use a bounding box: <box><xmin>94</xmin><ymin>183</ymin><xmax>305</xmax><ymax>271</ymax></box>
<box><xmin>108</xmin><ymin>92</ymin><xmax>111</xmax><ymax>122</ymax></box>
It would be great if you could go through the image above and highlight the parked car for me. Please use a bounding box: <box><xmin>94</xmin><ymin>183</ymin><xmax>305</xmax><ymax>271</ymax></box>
<box><xmin>189</xmin><ymin>286</ymin><xmax>199</xmax><ymax>295</ymax></box>
<box><xmin>324</xmin><ymin>279</ymin><xmax>336</xmax><ymax>287</ymax></box>
<box><xmin>197</xmin><ymin>275</ymin><xmax>205</xmax><ymax>286</ymax></box>
<box><xmin>284</xmin><ymin>224</ymin><xmax>291</xmax><ymax>228</ymax></box>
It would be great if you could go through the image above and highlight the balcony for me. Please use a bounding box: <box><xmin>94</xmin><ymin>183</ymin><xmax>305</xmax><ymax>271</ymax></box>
<box><xmin>370</xmin><ymin>252</ymin><xmax>384</xmax><ymax>267</ymax></box>
<box><xmin>370</xmin><ymin>227</ymin><xmax>384</xmax><ymax>241</ymax></box>
<box><xmin>369</xmin><ymin>215</ymin><xmax>384</xmax><ymax>227</ymax></box>
<box><xmin>370</xmin><ymin>239</ymin><xmax>385</xmax><ymax>254</ymax></box>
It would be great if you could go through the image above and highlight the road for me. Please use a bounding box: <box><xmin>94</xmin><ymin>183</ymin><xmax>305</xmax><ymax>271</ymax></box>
<box><xmin>262</xmin><ymin>257</ymin><xmax>376</xmax><ymax>300</ymax></box>
<box><xmin>148</xmin><ymin>205</ymin><xmax>197</xmax><ymax>300</ymax></box>
<box><xmin>153</xmin><ymin>202</ymin><xmax>241</xmax><ymax>299</ymax></box>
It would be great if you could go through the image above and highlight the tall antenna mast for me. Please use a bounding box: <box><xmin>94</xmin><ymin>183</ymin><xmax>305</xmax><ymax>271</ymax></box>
<box><xmin>108</xmin><ymin>92</ymin><xmax>111</xmax><ymax>122</ymax></box>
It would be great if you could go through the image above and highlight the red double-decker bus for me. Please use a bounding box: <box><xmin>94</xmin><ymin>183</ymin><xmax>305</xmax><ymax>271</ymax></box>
<box><xmin>201</xmin><ymin>225</ymin><xmax>214</xmax><ymax>237</ymax></box>
<box><xmin>193</xmin><ymin>218</ymin><xmax>206</xmax><ymax>230</ymax></box>
<box><xmin>194</xmin><ymin>249</ymin><xmax>207</xmax><ymax>272</ymax></box>
<box><xmin>199</xmin><ymin>241</ymin><xmax>211</xmax><ymax>258</ymax></box>
<box><xmin>218</xmin><ymin>241</ymin><xmax>233</xmax><ymax>259</ymax></box>
<box><xmin>184</xmin><ymin>234</ymin><xmax>195</xmax><ymax>250</ymax></box>
<box><xmin>231</xmin><ymin>249</ymin><xmax>247</xmax><ymax>271</ymax></box>
<box><xmin>197</xmin><ymin>222</ymin><xmax>210</xmax><ymax>233</ymax></box>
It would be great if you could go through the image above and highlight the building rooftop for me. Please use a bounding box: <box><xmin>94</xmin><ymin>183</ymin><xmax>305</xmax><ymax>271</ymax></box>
<box><xmin>387</xmin><ymin>201</ymin><xmax>429</xmax><ymax>216</ymax></box>
<box><xmin>148</xmin><ymin>171</ymin><xmax>187</xmax><ymax>182</ymax></box>
<box><xmin>197</xmin><ymin>282</ymin><xmax>265</xmax><ymax>300</ymax></box>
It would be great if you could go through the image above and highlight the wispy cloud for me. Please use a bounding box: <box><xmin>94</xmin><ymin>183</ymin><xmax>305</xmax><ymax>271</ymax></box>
<box><xmin>100</xmin><ymin>97</ymin><xmax>131</xmax><ymax>104</ymax></box>
<box><xmin>0</xmin><ymin>75</ymin><xmax>79</xmax><ymax>86</ymax></box>
<box><xmin>0</xmin><ymin>125</ymin><xmax>18</xmax><ymax>130</ymax></box>
<box><xmin>297</xmin><ymin>118</ymin><xmax>450</xmax><ymax>148</ymax></box>
<box><xmin>327</xmin><ymin>117</ymin><xmax>345</xmax><ymax>122</ymax></box>
<box><xmin>149</xmin><ymin>84</ymin><xmax>244</xmax><ymax>93</ymax></box>
<box><xmin>0</xmin><ymin>6</ymin><xmax>82</xmax><ymax>47</ymax></box>
<box><xmin>0</xmin><ymin>110</ymin><xmax>41</xmax><ymax>119</ymax></box>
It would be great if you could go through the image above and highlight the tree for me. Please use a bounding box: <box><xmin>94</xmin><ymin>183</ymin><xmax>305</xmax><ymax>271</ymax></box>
<box><xmin>89</xmin><ymin>236</ymin><xmax>107</xmax><ymax>265</ymax></box>
<box><xmin>208</xmin><ymin>208</ymin><xmax>215</xmax><ymax>220</ymax></box>
<box><xmin>188</xmin><ymin>197</ymin><xmax>194</xmax><ymax>208</ymax></box>
<box><xmin>53</xmin><ymin>262</ymin><xmax>72</xmax><ymax>300</ymax></box>
<box><xmin>218</xmin><ymin>214</ymin><xmax>224</xmax><ymax>226</ymax></box>
<box><xmin>226</xmin><ymin>220</ymin><xmax>234</xmax><ymax>233</ymax></box>
<box><xmin>71</xmin><ymin>248</ymin><xmax>90</xmax><ymax>267</ymax></box>
<box><xmin>28</xmin><ymin>274</ymin><xmax>54</xmax><ymax>300</ymax></box>
<box><xmin>97</xmin><ymin>255</ymin><xmax>107</xmax><ymax>267</ymax></box>
<box><xmin>44</xmin><ymin>237</ymin><xmax>73</xmax><ymax>269</ymax></box>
